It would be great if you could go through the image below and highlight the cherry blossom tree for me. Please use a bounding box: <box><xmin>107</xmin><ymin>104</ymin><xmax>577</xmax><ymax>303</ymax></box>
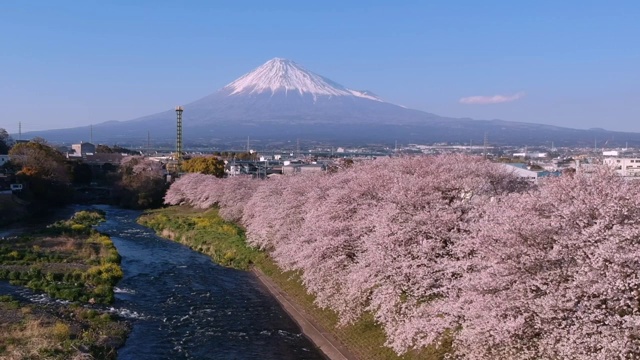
<box><xmin>289</xmin><ymin>160</ymin><xmax>395</xmax><ymax>321</ymax></box>
<box><xmin>447</xmin><ymin>168</ymin><xmax>640</xmax><ymax>359</ymax></box>
<box><xmin>113</xmin><ymin>156</ymin><xmax>167</xmax><ymax>208</ymax></box>
<box><xmin>159</xmin><ymin>155</ymin><xmax>640</xmax><ymax>358</ymax></box>
<box><xmin>330</xmin><ymin>155</ymin><xmax>526</xmax><ymax>352</ymax></box>
<box><xmin>165</xmin><ymin>173</ymin><xmax>222</xmax><ymax>208</ymax></box>
<box><xmin>242</xmin><ymin>155</ymin><xmax>525</xmax><ymax>341</ymax></box>
<box><xmin>217</xmin><ymin>176</ymin><xmax>260</xmax><ymax>222</ymax></box>
<box><xmin>242</xmin><ymin>173</ymin><xmax>321</xmax><ymax>253</ymax></box>
<box><xmin>165</xmin><ymin>173</ymin><xmax>259</xmax><ymax>221</ymax></box>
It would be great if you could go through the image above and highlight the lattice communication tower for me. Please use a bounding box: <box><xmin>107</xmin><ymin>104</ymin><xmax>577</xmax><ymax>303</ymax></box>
<box><xmin>175</xmin><ymin>106</ymin><xmax>184</xmax><ymax>166</ymax></box>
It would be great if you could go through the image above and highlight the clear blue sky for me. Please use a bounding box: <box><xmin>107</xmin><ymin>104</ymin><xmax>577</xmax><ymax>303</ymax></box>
<box><xmin>1</xmin><ymin>0</ymin><xmax>639</xmax><ymax>133</ymax></box>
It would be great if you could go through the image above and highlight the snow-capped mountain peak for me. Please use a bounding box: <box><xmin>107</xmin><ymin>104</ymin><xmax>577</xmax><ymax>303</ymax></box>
<box><xmin>223</xmin><ymin>58</ymin><xmax>383</xmax><ymax>101</ymax></box>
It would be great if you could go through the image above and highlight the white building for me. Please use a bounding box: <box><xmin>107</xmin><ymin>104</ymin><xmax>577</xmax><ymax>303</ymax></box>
<box><xmin>603</xmin><ymin>158</ymin><xmax>640</xmax><ymax>177</ymax></box>
<box><xmin>71</xmin><ymin>142</ymin><xmax>96</xmax><ymax>156</ymax></box>
<box><xmin>282</xmin><ymin>164</ymin><xmax>326</xmax><ymax>175</ymax></box>
<box><xmin>513</xmin><ymin>152</ymin><xmax>547</xmax><ymax>158</ymax></box>
<box><xmin>530</xmin><ymin>152</ymin><xmax>548</xmax><ymax>158</ymax></box>
<box><xmin>503</xmin><ymin>164</ymin><xmax>540</xmax><ymax>182</ymax></box>
<box><xmin>502</xmin><ymin>163</ymin><xmax>561</xmax><ymax>183</ymax></box>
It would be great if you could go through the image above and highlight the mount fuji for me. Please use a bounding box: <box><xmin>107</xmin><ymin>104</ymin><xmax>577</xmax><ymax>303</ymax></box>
<box><xmin>224</xmin><ymin>57</ymin><xmax>383</xmax><ymax>101</ymax></box>
<box><xmin>24</xmin><ymin>58</ymin><xmax>640</xmax><ymax>147</ymax></box>
<box><xmin>160</xmin><ymin>57</ymin><xmax>442</xmax><ymax>131</ymax></box>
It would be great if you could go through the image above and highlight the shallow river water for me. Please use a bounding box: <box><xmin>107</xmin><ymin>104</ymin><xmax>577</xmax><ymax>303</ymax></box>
<box><xmin>3</xmin><ymin>205</ymin><xmax>326</xmax><ymax>360</ymax></box>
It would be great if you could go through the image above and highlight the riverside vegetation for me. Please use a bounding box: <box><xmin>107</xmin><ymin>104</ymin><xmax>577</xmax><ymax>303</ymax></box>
<box><xmin>0</xmin><ymin>210</ymin><xmax>129</xmax><ymax>359</ymax></box>
<box><xmin>0</xmin><ymin>134</ymin><xmax>169</xmax><ymax>227</ymax></box>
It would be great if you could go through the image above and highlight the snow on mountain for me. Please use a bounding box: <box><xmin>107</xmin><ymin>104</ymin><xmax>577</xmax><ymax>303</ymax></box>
<box><xmin>348</xmin><ymin>89</ymin><xmax>383</xmax><ymax>102</ymax></box>
<box><xmin>223</xmin><ymin>58</ymin><xmax>383</xmax><ymax>101</ymax></box>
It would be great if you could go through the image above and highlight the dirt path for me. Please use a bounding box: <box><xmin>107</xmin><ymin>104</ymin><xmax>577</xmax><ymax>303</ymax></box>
<box><xmin>251</xmin><ymin>267</ymin><xmax>358</xmax><ymax>360</ymax></box>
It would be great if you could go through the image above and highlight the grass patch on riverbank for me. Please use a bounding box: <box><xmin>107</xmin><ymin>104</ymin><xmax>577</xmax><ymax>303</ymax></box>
<box><xmin>139</xmin><ymin>206</ymin><xmax>449</xmax><ymax>360</ymax></box>
<box><xmin>0</xmin><ymin>294</ymin><xmax>129</xmax><ymax>360</ymax></box>
<box><xmin>0</xmin><ymin>210</ymin><xmax>123</xmax><ymax>303</ymax></box>
<box><xmin>0</xmin><ymin>210</ymin><xmax>128</xmax><ymax>359</ymax></box>
<box><xmin>139</xmin><ymin>206</ymin><xmax>267</xmax><ymax>270</ymax></box>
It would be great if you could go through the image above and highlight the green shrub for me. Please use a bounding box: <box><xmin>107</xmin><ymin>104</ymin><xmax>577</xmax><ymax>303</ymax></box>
<box><xmin>79</xmin><ymin>309</ymin><xmax>98</xmax><ymax>319</ymax></box>
<box><xmin>57</xmin><ymin>287</ymin><xmax>83</xmax><ymax>301</ymax></box>
<box><xmin>71</xmin><ymin>210</ymin><xmax>105</xmax><ymax>226</ymax></box>
<box><xmin>104</xmin><ymin>250</ymin><xmax>121</xmax><ymax>264</ymax></box>
<box><xmin>26</xmin><ymin>267</ymin><xmax>42</xmax><ymax>279</ymax></box>
<box><xmin>52</xmin><ymin>322</ymin><xmax>71</xmax><ymax>341</ymax></box>
<box><xmin>71</xmin><ymin>224</ymin><xmax>87</xmax><ymax>233</ymax></box>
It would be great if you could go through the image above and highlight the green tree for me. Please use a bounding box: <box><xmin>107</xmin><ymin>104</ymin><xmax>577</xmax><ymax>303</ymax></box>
<box><xmin>235</xmin><ymin>152</ymin><xmax>257</xmax><ymax>161</ymax></box>
<box><xmin>96</xmin><ymin>144</ymin><xmax>136</xmax><ymax>155</ymax></box>
<box><xmin>8</xmin><ymin>141</ymin><xmax>72</xmax><ymax>205</ymax></box>
<box><xmin>0</xmin><ymin>128</ymin><xmax>13</xmax><ymax>154</ymax></box>
<box><xmin>96</xmin><ymin>144</ymin><xmax>114</xmax><ymax>153</ymax></box>
<box><xmin>181</xmin><ymin>156</ymin><xmax>225</xmax><ymax>178</ymax></box>
<box><xmin>112</xmin><ymin>145</ymin><xmax>137</xmax><ymax>155</ymax></box>
<box><xmin>9</xmin><ymin>141</ymin><xmax>70</xmax><ymax>182</ymax></box>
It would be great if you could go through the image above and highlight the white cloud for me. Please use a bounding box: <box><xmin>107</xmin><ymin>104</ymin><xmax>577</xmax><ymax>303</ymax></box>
<box><xmin>459</xmin><ymin>92</ymin><xmax>525</xmax><ymax>105</ymax></box>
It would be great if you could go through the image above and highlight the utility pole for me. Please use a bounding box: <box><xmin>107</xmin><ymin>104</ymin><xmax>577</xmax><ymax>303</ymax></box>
<box><xmin>483</xmin><ymin>132</ymin><xmax>488</xmax><ymax>159</ymax></box>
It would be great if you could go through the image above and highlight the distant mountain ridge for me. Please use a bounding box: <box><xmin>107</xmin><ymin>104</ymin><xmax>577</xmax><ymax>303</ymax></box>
<box><xmin>21</xmin><ymin>58</ymin><xmax>640</xmax><ymax>147</ymax></box>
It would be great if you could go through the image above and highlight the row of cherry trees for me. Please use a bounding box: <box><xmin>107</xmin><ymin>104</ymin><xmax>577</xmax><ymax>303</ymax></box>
<box><xmin>165</xmin><ymin>155</ymin><xmax>640</xmax><ymax>359</ymax></box>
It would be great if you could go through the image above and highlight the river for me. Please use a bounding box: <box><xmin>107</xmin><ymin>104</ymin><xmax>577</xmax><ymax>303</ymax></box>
<box><xmin>3</xmin><ymin>205</ymin><xmax>327</xmax><ymax>360</ymax></box>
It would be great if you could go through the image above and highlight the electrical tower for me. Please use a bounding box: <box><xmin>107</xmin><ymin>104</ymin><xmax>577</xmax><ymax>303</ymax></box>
<box><xmin>175</xmin><ymin>106</ymin><xmax>184</xmax><ymax>167</ymax></box>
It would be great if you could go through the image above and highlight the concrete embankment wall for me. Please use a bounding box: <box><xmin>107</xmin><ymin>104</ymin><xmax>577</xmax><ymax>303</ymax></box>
<box><xmin>252</xmin><ymin>267</ymin><xmax>357</xmax><ymax>360</ymax></box>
